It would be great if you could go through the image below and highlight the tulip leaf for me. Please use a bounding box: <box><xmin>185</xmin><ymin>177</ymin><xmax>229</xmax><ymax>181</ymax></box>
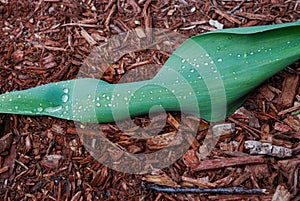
<box><xmin>0</xmin><ymin>21</ymin><xmax>299</xmax><ymax>123</ymax></box>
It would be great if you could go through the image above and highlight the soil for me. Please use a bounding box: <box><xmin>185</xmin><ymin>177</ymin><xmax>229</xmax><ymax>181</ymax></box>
<box><xmin>0</xmin><ymin>0</ymin><xmax>300</xmax><ymax>200</ymax></box>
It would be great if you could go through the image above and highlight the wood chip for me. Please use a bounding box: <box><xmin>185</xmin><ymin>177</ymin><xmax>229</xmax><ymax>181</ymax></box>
<box><xmin>259</xmin><ymin>85</ymin><xmax>275</xmax><ymax>101</ymax></box>
<box><xmin>0</xmin><ymin>166</ymin><xmax>9</xmax><ymax>174</ymax></box>
<box><xmin>135</xmin><ymin>27</ymin><xmax>146</xmax><ymax>38</ymax></box>
<box><xmin>167</xmin><ymin>114</ymin><xmax>180</xmax><ymax>130</ymax></box>
<box><xmin>146</xmin><ymin>131</ymin><xmax>182</xmax><ymax>150</ymax></box>
<box><xmin>190</xmin><ymin>155</ymin><xmax>265</xmax><ymax>171</ymax></box>
<box><xmin>143</xmin><ymin>173</ymin><xmax>180</xmax><ymax>187</ymax></box>
<box><xmin>181</xmin><ymin>176</ymin><xmax>216</xmax><ymax>188</ymax></box>
<box><xmin>272</xmin><ymin>185</ymin><xmax>291</xmax><ymax>201</ymax></box>
<box><xmin>215</xmin><ymin>9</ymin><xmax>242</xmax><ymax>24</ymax></box>
<box><xmin>283</xmin><ymin>115</ymin><xmax>300</xmax><ymax>131</ymax></box>
<box><xmin>278</xmin><ymin>74</ymin><xmax>299</xmax><ymax>107</ymax></box>
<box><xmin>274</xmin><ymin>122</ymin><xmax>292</xmax><ymax>132</ymax></box>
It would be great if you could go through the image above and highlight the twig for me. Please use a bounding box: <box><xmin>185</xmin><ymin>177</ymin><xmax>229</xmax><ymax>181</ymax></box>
<box><xmin>227</xmin><ymin>0</ymin><xmax>246</xmax><ymax>14</ymax></box>
<box><xmin>142</xmin><ymin>182</ymin><xmax>267</xmax><ymax>194</ymax></box>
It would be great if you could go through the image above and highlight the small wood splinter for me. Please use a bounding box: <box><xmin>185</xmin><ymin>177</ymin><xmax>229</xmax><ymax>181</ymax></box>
<box><xmin>142</xmin><ymin>182</ymin><xmax>268</xmax><ymax>194</ymax></box>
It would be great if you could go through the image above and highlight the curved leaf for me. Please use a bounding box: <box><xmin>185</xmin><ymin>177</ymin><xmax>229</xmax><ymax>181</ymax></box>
<box><xmin>0</xmin><ymin>21</ymin><xmax>299</xmax><ymax>122</ymax></box>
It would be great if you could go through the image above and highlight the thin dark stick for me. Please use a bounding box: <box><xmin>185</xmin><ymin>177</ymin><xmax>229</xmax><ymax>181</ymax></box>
<box><xmin>142</xmin><ymin>183</ymin><xmax>268</xmax><ymax>194</ymax></box>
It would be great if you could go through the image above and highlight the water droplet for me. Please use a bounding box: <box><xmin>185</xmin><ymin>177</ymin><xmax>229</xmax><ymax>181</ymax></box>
<box><xmin>181</xmin><ymin>65</ymin><xmax>186</xmax><ymax>69</ymax></box>
<box><xmin>233</xmin><ymin>71</ymin><xmax>236</xmax><ymax>75</ymax></box>
<box><xmin>62</xmin><ymin>94</ymin><xmax>69</xmax><ymax>103</ymax></box>
<box><xmin>96</xmin><ymin>97</ymin><xmax>100</xmax><ymax>101</ymax></box>
<box><xmin>250</xmin><ymin>51</ymin><xmax>254</xmax><ymax>55</ymax></box>
<box><xmin>217</xmin><ymin>58</ymin><xmax>223</xmax><ymax>62</ymax></box>
<box><xmin>228</xmin><ymin>53</ymin><xmax>233</xmax><ymax>56</ymax></box>
<box><xmin>190</xmin><ymin>69</ymin><xmax>195</xmax><ymax>73</ymax></box>
<box><xmin>96</xmin><ymin>103</ymin><xmax>101</xmax><ymax>107</ymax></box>
<box><xmin>237</xmin><ymin>54</ymin><xmax>241</xmax><ymax>57</ymax></box>
<box><xmin>15</xmin><ymin>106</ymin><xmax>18</xmax><ymax>110</ymax></box>
<box><xmin>193</xmin><ymin>58</ymin><xmax>197</xmax><ymax>62</ymax></box>
<box><xmin>124</xmin><ymin>97</ymin><xmax>128</xmax><ymax>101</ymax></box>
<box><xmin>205</xmin><ymin>53</ymin><xmax>210</xmax><ymax>57</ymax></box>
<box><xmin>287</xmin><ymin>41</ymin><xmax>291</xmax><ymax>44</ymax></box>
<box><xmin>45</xmin><ymin>105</ymin><xmax>62</xmax><ymax>113</ymax></box>
<box><xmin>197</xmin><ymin>75</ymin><xmax>202</xmax><ymax>79</ymax></box>
<box><xmin>243</xmin><ymin>53</ymin><xmax>247</xmax><ymax>58</ymax></box>
<box><xmin>17</xmin><ymin>95</ymin><xmax>21</xmax><ymax>98</ymax></box>
<box><xmin>181</xmin><ymin>59</ymin><xmax>186</xmax><ymax>63</ymax></box>
<box><xmin>204</xmin><ymin>62</ymin><xmax>208</xmax><ymax>66</ymax></box>
<box><xmin>9</xmin><ymin>98</ymin><xmax>12</xmax><ymax>102</ymax></box>
<box><xmin>63</xmin><ymin>88</ymin><xmax>69</xmax><ymax>93</ymax></box>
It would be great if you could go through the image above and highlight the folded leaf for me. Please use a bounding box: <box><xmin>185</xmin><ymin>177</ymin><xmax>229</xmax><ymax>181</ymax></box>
<box><xmin>0</xmin><ymin>21</ymin><xmax>299</xmax><ymax>123</ymax></box>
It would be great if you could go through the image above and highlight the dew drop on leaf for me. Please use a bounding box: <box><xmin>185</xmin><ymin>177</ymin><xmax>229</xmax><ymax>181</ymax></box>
<box><xmin>62</xmin><ymin>94</ymin><xmax>69</xmax><ymax>103</ymax></box>
<box><xmin>37</xmin><ymin>107</ymin><xmax>43</xmax><ymax>112</ymax></box>
<box><xmin>45</xmin><ymin>105</ymin><xmax>62</xmax><ymax>113</ymax></box>
<box><xmin>63</xmin><ymin>88</ymin><xmax>69</xmax><ymax>93</ymax></box>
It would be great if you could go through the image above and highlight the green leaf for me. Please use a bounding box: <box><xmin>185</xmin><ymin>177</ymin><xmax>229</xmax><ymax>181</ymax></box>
<box><xmin>0</xmin><ymin>21</ymin><xmax>299</xmax><ymax>123</ymax></box>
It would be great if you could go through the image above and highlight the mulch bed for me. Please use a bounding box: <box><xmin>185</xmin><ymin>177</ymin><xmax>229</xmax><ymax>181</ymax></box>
<box><xmin>0</xmin><ymin>0</ymin><xmax>300</xmax><ymax>200</ymax></box>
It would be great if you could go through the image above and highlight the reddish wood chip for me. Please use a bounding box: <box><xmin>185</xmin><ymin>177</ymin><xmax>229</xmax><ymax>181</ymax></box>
<box><xmin>183</xmin><ymin>150</ymin><xmax>200</xmax><ymax>168</ymax></box>
<box><xmin>259</xmin><ymin>85</ymin><xmax>275</xmax><ymax>101</ymax></box>
<box><xmin>274</xmin><ymin>122</ymin><xmax>292</xmax><ymax>132</ymax></box>
<box><xmin>283</xmin><ymin>115</ymin><xmax>300</xmax><ymax>132</ymax></box>
<box><xmin>0</xmin><ymin>133</ymin><xmax>13</xmax><ymax>153</ymax></box>
<box><xmin>278</xmin><ymin>74</ymin><xmax>299</xmax><ymax>107</ymax></box>
<box><xmin>191</xmin><ymin>155</ymin><xmax>265</xmax><ymax>171</ymax></box>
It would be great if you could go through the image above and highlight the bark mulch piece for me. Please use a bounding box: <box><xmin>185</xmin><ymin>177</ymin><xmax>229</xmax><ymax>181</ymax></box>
<box><xmin>0</xmin><ymin>0</ymin><xmax>300</xmax><ymax>200</ymax></box>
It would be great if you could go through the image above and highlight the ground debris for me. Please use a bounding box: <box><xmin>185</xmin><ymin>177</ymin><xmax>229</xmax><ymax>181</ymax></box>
<box><xmin>245</xmin><ymin>140</ymin><xmax>292</xmax><ymax>158</ymax></box>
<box><xmin>0</xmin><ymin>0</ymin><xmax>299</xmax><ymax>200</ymax></box>
<box><xmin>272</xmin><ymin>185</ymin><xmax>291</xmax><ymax>201</ymax></box>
